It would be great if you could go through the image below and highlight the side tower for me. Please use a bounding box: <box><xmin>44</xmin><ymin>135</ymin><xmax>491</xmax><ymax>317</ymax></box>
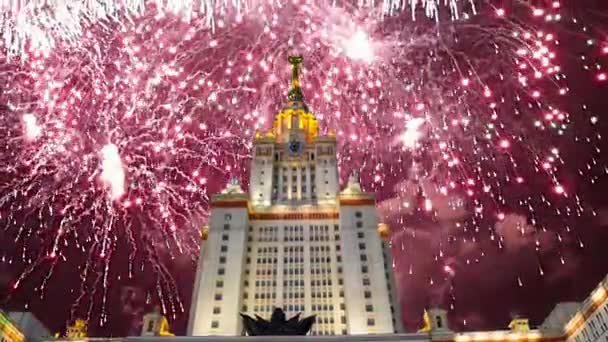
<box><xmin>338</xmin><ymin>173</ymin><xmax>403</xmax><ymax>334</ymax></box>
<box><xmin>188</xmin><ymin>180</ymin><xmax>250</xmax><ymax>336</ymax></box>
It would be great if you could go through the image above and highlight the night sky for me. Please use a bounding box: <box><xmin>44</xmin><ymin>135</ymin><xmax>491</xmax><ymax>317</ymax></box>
<box><xmin>1</xmin><ymin>0</ymin><xmax>608</xmax><ymax>337</ymax></box>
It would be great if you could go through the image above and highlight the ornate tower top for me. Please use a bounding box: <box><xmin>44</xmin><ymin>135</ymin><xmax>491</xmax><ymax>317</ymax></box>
<box><xmin>267</xmin><ymin>56</ymin><xmax>319</xmax><ymax>143</ymax></box>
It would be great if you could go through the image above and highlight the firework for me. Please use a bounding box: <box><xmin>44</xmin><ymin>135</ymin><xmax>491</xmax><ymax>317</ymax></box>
<box><xmin>0</xmin><ymin>0</ymin><xmax>604</xmax><ymax>329</ymax></box>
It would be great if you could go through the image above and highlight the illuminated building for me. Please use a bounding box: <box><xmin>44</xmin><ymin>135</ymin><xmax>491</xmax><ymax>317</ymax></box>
<box><xmin>187</xmin><ymin>56</ymin><xmax>403</xmax><ymax>336</ymax></box>
<box><xmin>563</xmin><ymin>274</ymin><xmax>608</xmax><ymax>342</ymax></box>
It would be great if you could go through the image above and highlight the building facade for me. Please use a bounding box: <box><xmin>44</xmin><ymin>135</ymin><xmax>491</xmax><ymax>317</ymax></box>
<box><xmin>187</xmin><ymin>56</ymin><xmax>403</xmax><ymax>336</ymax></box>
<box><xmin>564</xmin><ymin>274</ymin><xmax>608</xmax><ymax>342</ymax></box>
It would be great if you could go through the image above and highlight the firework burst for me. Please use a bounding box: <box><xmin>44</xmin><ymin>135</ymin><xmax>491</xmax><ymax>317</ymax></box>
<box><xmin>0</xmin><ymin>0</ymin><xmax>605</xmax><ymax>329</ymax></box>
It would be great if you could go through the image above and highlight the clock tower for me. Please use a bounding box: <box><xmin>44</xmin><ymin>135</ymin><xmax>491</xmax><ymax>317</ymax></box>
<box><xmin>249</xmin><ymin>55</ymin><xmax>338</xmax><ymax>206</ymax></box>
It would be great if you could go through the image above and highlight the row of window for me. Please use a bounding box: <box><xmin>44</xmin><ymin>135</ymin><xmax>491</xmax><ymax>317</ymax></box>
<box><xmin>311</xmin><ymin>279</ymin><xmax>333</xmax><ymax>286</ymax></box>
<box><xmin>223</xmin><ymin>222</ymin><xmax>362</xmax><ymax>235</ymax></box>
<box><xmin>573</xmin><ymin>303</ymin><xmax>608</xmax><ymax>342</ymax></box>
<box><xmin>254</xmin><ymin>280</ymin><xmax>277</xmax><ymax>287</ymax></box>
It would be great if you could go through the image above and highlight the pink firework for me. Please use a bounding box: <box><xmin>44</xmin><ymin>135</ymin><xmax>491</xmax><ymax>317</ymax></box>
<box><xmin>0</xmin><ymin>0</ymin><xmax>605</xmax><ymax>327</ymax></box>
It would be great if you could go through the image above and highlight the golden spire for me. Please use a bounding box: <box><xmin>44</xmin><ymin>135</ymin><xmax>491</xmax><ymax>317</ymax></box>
<box><xmin>287</xmin><ymin>55</ymin><xmax>304</xmax><ymax>102</ymax></box>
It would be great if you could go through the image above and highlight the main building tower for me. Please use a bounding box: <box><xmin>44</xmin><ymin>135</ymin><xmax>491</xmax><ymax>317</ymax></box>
<box><xmin>188</xmin><ymin>56</ymin><xmax>403</xmax><ymax>336</ymax></box>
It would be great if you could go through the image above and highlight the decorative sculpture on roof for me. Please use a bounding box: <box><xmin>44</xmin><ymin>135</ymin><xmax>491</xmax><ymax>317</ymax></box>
<box><xmin>349</xmin><ymin>171</ymin><xmax>360</xmax><ymax>185</ymax></box>
<box><xmin>240</xmin><ymin>307</ymin><xmax>315</xmax><ymax>336</ymax></box>
<box><xmin>342</xmin><ymin>170</ymin><xmax>363</xmax><ymax>194</ymax></box>
<box><xmin>141</xmin><ymin>306</ymin><xmax>174</xmax><ymax>337</ymax></box>
<box><xmin>66</xmin><ymin>319</ymin><xmax>88</xmax><ymax>339</ymax></box>
<box><xmin>418</xmin><ymin>310</ymin><xmax>431</xmax><ymax>333</ymax></box>
<box><xmin>221</xmin><ymin>178</ymin><xmax>244</xmax><ymax>194</ymax></box>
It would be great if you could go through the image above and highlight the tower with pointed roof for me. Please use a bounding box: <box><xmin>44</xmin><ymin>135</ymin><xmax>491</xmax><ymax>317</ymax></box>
<box><xmin>188</xmin><ymin>56</ymin><xmax>403</xmax><ymax>336</ymax></box>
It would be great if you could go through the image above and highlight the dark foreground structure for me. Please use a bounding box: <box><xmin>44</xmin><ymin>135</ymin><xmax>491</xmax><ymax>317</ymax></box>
<box><xmin>240</xmin><ymin>308</ymin><xmax>315</xmax><ymax>336</ymax></box>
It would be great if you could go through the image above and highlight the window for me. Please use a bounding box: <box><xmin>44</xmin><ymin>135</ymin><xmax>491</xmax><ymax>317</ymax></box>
<box><xmin>214</xmin><ymin>293</ymin><xmax>222</xmax><ymax>300</ymax></box>
<box><xmin>356</xmin><ymin>221</ymin><xmax>363</xmax><ymax>228</ymax></box>
<box><xmin>242</xmin><ymin>305</ymin><xmax>248</xmax><ymax>311</ymax></box>
<box><xmin>216</xmin><ymin>280</ymin><xmax>224</xmax><ymax>288</ymax></box>
<box><xmin>218</xmin><ymin>268</ymin><xmax>225</xmax><ymax>275</ymax></box>
<box><xmin>364</xmin><ymin>290</ymin><xmax>372</xmax><ymax>298</ymax></box>
<box><xmin>219</xmin><ymin>256</ymin><xmax>226</xmax><ymax>264</ymax></box>
<box><xmin>359</xmin><ymin>243</ymin><xmax>366</xmax><ymax>250</ymax></box>
<box><xmin>220</xmin><ymin>245</ymin><xmax>228</xmax><ymax>252</ymax></box>
<box><xmin>223</xmin><ymin>224</ymin><xmax>230</xmax><ymax>230</ymax></box>
<box><xmin>363</xmin><ymin>278</ymin><xmax>370</xmax><ymax>286</ymax></box>
<box><xmin>436</xmin><ymin>317</ymin><xmax>443</xmax><ymax>328</ymax></box>
<box><xmin>341</xmin><ymin>316</ymin><xmax>346</xmax><ymax>324</ymax></box>
<box><xmin>222</xmin><ymin>234</ymin><xmax>229</xmax><ymax>241</ymax></box>
<box><xmin>340</xmin><ymin>303</ymin><xmax>346</xmax><ymax>310</ymax></box>
<box><xmin>213</xmin><ymin>307</ymin><xmax>221</xmax><ymax>314</ymax></box>
<box><xmin>366</xmin><ymin>304</ymin><xmax>374</xmax><ymax>312</ymax></box>
<box><xmin>360</xmin><ymin>254</ymin><xmax>367</xmax><ymax>262</ymax></box>
<box><xmin>362</xmin><ymin>265</ymin><xmax>369</xmax><ymax>273</ymax></box>
<box><xmin>211</xmin><ymin>321</ymin><xmax>219</xmax><ymax>328</ymax></box>
<box><xmin>367</xmin><ymin>318</ymin><xmax>375</xmax><ymax>326</ymax></box>
<box><xmin>357</xmin><ymin>232</ymin><xmax>365</xmax><ymax>239</ymax></box>
<box><xmin>355</xmin><ymin>211</ymin><xmax>362</xmax><ymax>218</ymax></box>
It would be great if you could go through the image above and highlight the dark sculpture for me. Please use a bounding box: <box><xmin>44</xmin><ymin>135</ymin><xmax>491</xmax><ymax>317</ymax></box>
<box><xmin>240</xmin><ymin>307</ymin><xmax>315</xmax><ymax>336</ymax></box>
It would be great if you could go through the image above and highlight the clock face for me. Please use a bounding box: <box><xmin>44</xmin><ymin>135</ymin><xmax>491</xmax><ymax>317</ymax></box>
<box><xmin>288</xmin><ymin>140</ymin><xmax>303</xmax><ymax>155</ymax></box>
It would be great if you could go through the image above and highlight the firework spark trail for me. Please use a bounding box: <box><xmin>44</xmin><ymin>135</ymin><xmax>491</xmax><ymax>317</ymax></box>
<box><xmin>0</xmin><ymin>0</ymin><xmax>605</xmax><ymax>327</ymax></box>
<box><xmin>0</xmin><ymin>0</ymin><xmax>469</xmax><ymax>58</ymax></box>
<box><xmin>100</xmin><ymin>144</ymin><xmax>126</xmax><ymax>200</ymax></box>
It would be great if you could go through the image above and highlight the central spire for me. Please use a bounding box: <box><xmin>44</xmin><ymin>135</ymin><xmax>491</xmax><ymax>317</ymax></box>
<box><xmin>287</xmin><ymin>55</ymin><xmax>304</xmax><ymax>102</ymax></box>
<box><xmin>267</xmin><ymin>55</ymin><xmax>318</xmax><ymax>143</ymax></box>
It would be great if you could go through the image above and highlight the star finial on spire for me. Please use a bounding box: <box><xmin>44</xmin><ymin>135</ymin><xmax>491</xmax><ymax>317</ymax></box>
<box><xmin>287</xmin><ymin>55</ymin><xmax>304</xmax><ymax>102</ymax></box>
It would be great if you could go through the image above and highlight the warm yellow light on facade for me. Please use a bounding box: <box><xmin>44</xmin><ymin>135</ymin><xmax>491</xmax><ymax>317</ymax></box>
<box><xmin>592</xmin><ymin>286</ymin><xmax>607</xmax><ymax>304</ymax></box>
<box><xmin>378</xmin><ymin>223</ymin><xmax>391</xmax><ymax>240</ymax></box>
<box><xmin>201</xmin><ymin>225</ymin><xmax>209</xmax><ymax>241</ymax></box>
